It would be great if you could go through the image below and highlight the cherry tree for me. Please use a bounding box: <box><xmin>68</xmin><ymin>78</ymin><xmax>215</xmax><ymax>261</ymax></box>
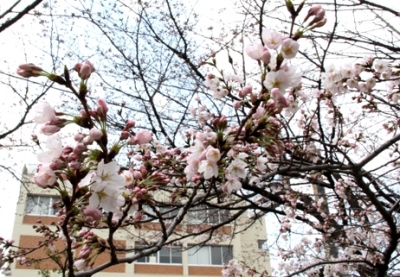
<box><xmin>1</xmin><ymin>0</ymin><xmax>400</xmax><ymax>276</ymax></box>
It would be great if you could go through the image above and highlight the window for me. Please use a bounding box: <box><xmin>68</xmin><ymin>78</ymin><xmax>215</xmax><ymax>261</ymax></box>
<box><xmin>258</xmin><ymin>240</ymin><xmax>268</xmax><ymax>250</ymax></box>
<box><xmin>142</xmin><ymin>205</ymin><xmax>179</xmax><ymax>222</ymax></box>
<box><xmin>188</xmin><ymin>246</ymin><xmax>233</xmax><ymax>265</ymax></box>
<box><xmin>187</xmin><ymin>205</ymin><xmax>230</xmax><ymax>225</ymax></box>
<box><xmin>25</xmin><ymin>195</ymin><xmax>60</xmax><ymax>216</ymax></box>
<box><xmin>135</xmin><ymin>244</ymin><xmax>182</xmax><ymax>264</ymax></box>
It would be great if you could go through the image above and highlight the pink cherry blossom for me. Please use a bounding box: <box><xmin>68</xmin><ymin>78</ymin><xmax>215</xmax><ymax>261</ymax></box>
<box><xmin>212</xmin><ymin>88</ymin><xmax>229</xmax><ymax>99</ymax></box>
<box><xmin>198</xmin><ymin>160</ymin><xmax>218</xmax><ymax>179</ymax></box>
<box><xmin>184</xmin><ymin>160</ymin><xmax>199</xmax><ymax>181</ymax></box>
<box><xmin>92</xmin><ymin>159</ymin><xmax>125</xmax><ymax>191</ymax></box>
<box><xmin>262</xmin><ymin>28</ymin><xmax>283</xmax><ymax>50</ymax></box>
<box><xmin>227</xmin><ymin>159</ymin><xmax>247</xmax><ymax>179</ymax></box>
<box><xmin>256</xmin><ymin>157</ymin><xmax>269</xmax><ymax>171</ymax></box>
<box><xmin>187</xmin><ymin>139</ymin><xmax>206</xmax><ymax>163</ymax></box>
<box><xmin>33</xmin><ymin>101</ymin><xmax>56</xmax><ymax>123</ymax></box>
<box><xmin>89</xmin><ymin>186</ymin><xmax>125</xmax><ymax>213</ymax></box>
<box><xmin>205</xmin><ymin>147</ymin><xmax>221</xmax><ymax>163</ymax></box>
<box><xmin>33</xmin><ymin>164</ymin><xmax>57</xmax><ymax>188</ymax></box>
<box><xmin>281</xmin><ymin>39</ymin><xmax>299</xmax><ymax>59</ymax></box>
<box><xmin>264</xmin><ymin>71</ymin><xmax>291</xmax><ymax>91</ymax></box>
<box><xmin>37</xmin><ymin>134</ymin><xmax>63</xmax><ymax>163</ymax></box>
<box><xmin>245</xmin><ymin>44</ymin><xmax>264</xmax><ymax>60</ymax></box>
<box><xmin>271</xmin><ymin>88</ymin><xmax>289</xmax><ymax>107</ymax></box>
<box><xmin>223</xmin><ymin>175</ymin><xmax>242</xmax><ymax>195</ymax></box>
<box><xmin>222</xmin><ymin>259</ymin><xmax>243</xmax><ymax>277</ymax></box>
<box><xmin>130</xmin><ymin>129</ymin><xmax>153</xmax><ymax>145</ymax></box>
<box><xmin>245</xmin><ymin>44</ymin><xmax>271</xmax><ymax>64</ymax></box>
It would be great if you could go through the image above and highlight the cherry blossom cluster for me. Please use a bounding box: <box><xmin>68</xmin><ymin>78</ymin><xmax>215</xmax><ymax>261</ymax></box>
<box><xmin>7</xmin><ymin>3</ymin><xmax>395</xmax><ymax>277</ymax></box>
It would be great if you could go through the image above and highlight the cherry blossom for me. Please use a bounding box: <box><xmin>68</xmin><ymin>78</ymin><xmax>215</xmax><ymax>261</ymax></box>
<box><xmin>227</xmin><ymin>158</ymin><xmax>247</xmax><ymax>179</ymax></box>
<box><xmin>130</xmin><ymin>130</ymin><xmax>153</xmax><ymax>145</ymax></box>
<box><xmin>33</xmin><ymin>164</ymin><xmax>57</xmax><ymax>188</ymax></box>
<box><xmin>223</xmin><ymin>174</ymin><xmax>242</xmax><ymax>195</ymax></box>
<box><xmin>262</xmin><ymin>28</ymin><xmax>283</xmax><ymax>50</ymax></box>
<box><xmin>33</xmin><ymin>101</ymin><xmax>56</xmax><ymax>123</ymax></box>
<box><xmin>198</xmin><ymin>159</ymin><xmax>218</xmax><ymax>179</ymax></box>
<box><xmin>281</xmin><ymin>39</ymin><xmax>299</xmax><ymax>59</ymax></box>
<box><xmin>92</xmin><ymin>160</ymin><xmax>124</xmax><ymax>191</ymax></box>
<box><xmin>37</xmin><ymin>134</ymin><xmax>63</xmax><ymax>163</ymax></box>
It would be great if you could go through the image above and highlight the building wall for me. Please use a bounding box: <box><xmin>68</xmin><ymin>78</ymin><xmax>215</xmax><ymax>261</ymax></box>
<box><xmin>10</xmin><ymin>166</ymin><xmax>271</xmax><ymax>276</ymax></box>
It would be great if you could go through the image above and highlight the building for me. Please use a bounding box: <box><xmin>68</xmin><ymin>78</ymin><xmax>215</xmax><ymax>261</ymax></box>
<box><xmin>10</xmin><ymin>165</ymin><xmax>271</xmax><ymax>276</ymax></box>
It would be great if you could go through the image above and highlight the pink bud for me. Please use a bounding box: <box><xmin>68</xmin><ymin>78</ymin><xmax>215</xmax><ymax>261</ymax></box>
<box><xmin>62</xmin><ymin>146</ymin><xmax>73</xmax><ymax>158</ymax></box>
<box><xmin>242</xmin><ymin>86</ymin><xmax>252</xmax><ymax>95</ymax></box>
<box><xmin>133</xmin><ymin>170</ymin><xmax>143</xmax><ymax>180</ymax></box>
<box><xmin>120</xmin><ymin>131</ymin><xmax>130</xmax><ymax>140</ymax></box>
<box><xmin>139</xmin><ymin>165</ymin><xmax>147</xmax><ymax>176</ymax></box>
<box><xmin>80</xmin><ymin>109</ymin><xmax>88</xmax><ymax>118</ymax></box>
<box><xmin>50</xmin><ymin>159</ymin><xmax>65</xmax><ymax>170</ymax></box>
<box><xmin>73</xmin><ymin>142</ymin><xmax>87</xmax><ymax>155</ymax></box>
<box><xmin>69</xmin><ymin>161</ymin><xmax>81</xmax><ymax>170</ymax></box>
<box><xmin>75</xmin><ymin>61</ymin><xmax>95</xmax><ymax>80</ymax></box>
<box><xmin>83</xmin><ymin>206</ymin><xmax>103</xmax><ymax>223</ymax></box>
<box><xmin>304</xmin><ymin>5</ymin><xmax>323</xmax><ymax>22</ymax></box>
<box><xmin>97</xmin><ymin>98</ymin><xmax>108</xmax><ymax>120</ymax></box>
<box><xmin>41</xmin><ymin>124</ymin><xmax>61</xmax><ymax>135</ymax></box>
<box><xmin>89</xmin><ymin>128</ymin><xmax>103</xmax><ymax>140</ymax></box>
<box><xmin>17</xmin><ymin>63</ymin><xmax>43</xmax><ymax>78</ymax></box>
<box><xmin>97</xmin><ymin>98</ymin><xmax>108</xmax><ymax>112</ymax></box>
<box><xmin>249</xmin><ymin>92</ymin><xmax>258</xmax><ymax>103</ymax></box>
<box><xmin>82</xmin><ymin>136</ymin><xmax>94</xmax><ymax>145</ymax></box>
<box><xmin>126</xmin><ymin>120</ymin><xmax>136</xmax><ymax>129</ymax></box>
<box><xmin>261</xmin><ymin>47</ymin><xmax>271</xmax><ymax>64</ymax></box>
<box><xmin>310</xmin><ymin>17</ymin><xmax>327</xmax><ymax>29</ymax></box>
<box><xmin>233</xmin><ymin>101</ymin><xmax>242</xmax><ymax>110</ymax></box>
<box><xmin>74</xmin><ymin>133</ymin><xmax>84</xmax><ymax>142</ymax></box>
<box><xmin>74</xmin><ymin>63</ymin><xmax>82</xmax><ymax>72</ymax></box>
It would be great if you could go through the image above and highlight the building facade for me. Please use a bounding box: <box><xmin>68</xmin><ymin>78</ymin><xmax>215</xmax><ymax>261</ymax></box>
<box><xmin>10</xmin><ymin>165</ymin><xmax>271</xmax><ymax>276</ymax></box>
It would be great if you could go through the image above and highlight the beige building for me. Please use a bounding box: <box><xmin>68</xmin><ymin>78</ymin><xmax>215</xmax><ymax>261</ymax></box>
<box><xmin>11</xmin><ymin>165</ymin><xmax>271</xmax><ymax>276</ymax></box>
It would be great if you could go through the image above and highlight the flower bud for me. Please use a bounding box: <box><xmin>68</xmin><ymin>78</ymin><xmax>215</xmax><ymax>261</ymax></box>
<box><xmin>17</xmin><ymin>63</ymin><xmax>43</xmax><ymax>78</ymax></box>
<box><xmin>41</xmin><ymin>124</ymin><xmax>61</xmax><ymax>136</ymax></box>
<box><xmin>120</xmin><ymin>131</ymin><xmax>130</xmax><ymax>140</ymax></box>
<box><xmin>89</xmin><ymin>128</ymin><xmax>103</xmax><ymax>140</ymax></box>
<box><xmin>233</xmin><ymin>101</ymin><xmax>242</xmax><ymax>110</ymax></box>
<box><xmin>242</xmin><ymin>86</ymin><xmax>252</xmax><ymax>95</ymax></box>
<box><xmin>125</xmin><ymin>120</ymin><xmax>136</xmax><ymax>129</ymax></box>
<box><xmin>74</xmin><ymin>61</ymin><xmax>95</xmax><ymax>80</ymax></box>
